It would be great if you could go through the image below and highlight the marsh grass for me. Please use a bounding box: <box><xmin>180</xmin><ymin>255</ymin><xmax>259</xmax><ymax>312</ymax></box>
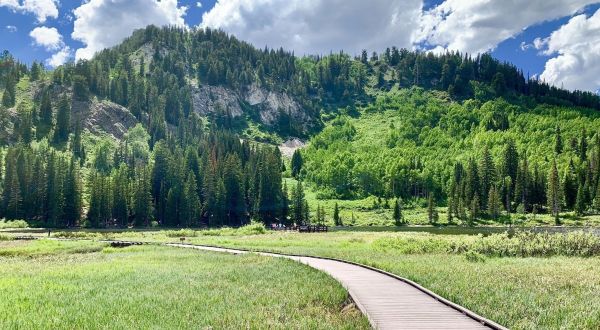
<box><xmin>0</xmin><ymin>240</ymin><xmax>368</xmax><ymax>329</ymax></box>
<box><xmin>138</xmin><ymin>230</ymin><xmax>599</xmax><ymax>330</ymax></box>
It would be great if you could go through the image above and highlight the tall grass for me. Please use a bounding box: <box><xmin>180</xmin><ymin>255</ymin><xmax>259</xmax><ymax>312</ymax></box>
<box><xmin>0</xmin><ymin>242</ymin><xmax>368</xmax><ymax>329</ymax></box>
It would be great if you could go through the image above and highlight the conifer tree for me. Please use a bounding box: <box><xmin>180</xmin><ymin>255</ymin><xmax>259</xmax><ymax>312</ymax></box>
<box><xmin>427</xmin><ymin>193</ymin><xmax>438</xmax><ymax>225</ymax></box>
<box><xmin>133</xmin><ymin>166</ymin><xmax>153</xmax><ymax>227</ymax></box>
<box><xmin>469</xmin><ymin>195</ymin><xmax>480</xmax><ymax>226</ymax></box>
<box><xmin>63</xmin><ymin>158</ymin><xmax>82</xmax><ymax>227</ymax></box>
<box><xmin>53</xmin><ymin>95</ymin><xmax>71</xmax><ymax>144</ymax></box>
<box><xmin>393</xmin><ymin>198</ymin><xmax>403</xmax><ymax>226</ymax></box>
<box><xmin>575</xmin><ymin>181</ymin><xmax>586</xmax><ymax>216</ymax></box>
<box><xmin>291</xmin><ymin>149</ymin><xmax>303</xmax><ymax>178</ymax></box>
<box><xmin>488</xmin><ymin>186</ymin><xmax>502</xmax><ymax>220</ymax></box>
<box><xmin>291</xmin><ymin>180</ymin><xmax>306</xmax><ymax>225</ymax></box>
<box><xmin>554</xmin><ymin>125</ymin><xmax>562</xmax><ymax>154</ymax></box>
<box><xmin>547</xmin><ymin>160</ymin><xmax>561</xmax><ymax>224</ymax></box>
<box><xmin>333</xmin><ymin>202</ymin><xmax>342</xmax><ymax>226</ymax></box>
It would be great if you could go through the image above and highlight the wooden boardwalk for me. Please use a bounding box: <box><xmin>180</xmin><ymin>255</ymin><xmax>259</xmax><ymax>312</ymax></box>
<box><xmin>167</xmin><ymin>243</ymin><xmax>506</xmax><ymax>330</ymax></box>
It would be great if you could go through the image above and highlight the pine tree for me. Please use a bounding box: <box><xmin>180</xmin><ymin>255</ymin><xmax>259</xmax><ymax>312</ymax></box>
<box><xmin>393</xmin><ymin>198</ymin><xmax>403</xmax><ymax>226</ymax></box>
<box><xmin>554</xmin><ymin>125</ymin><xmax>562</xmax><ymax>154</ymax></box>
<box><xmin>281</xmin><ymin>181</ymin><xmax>290</xmax><ymax>225</ymax></box>
<box><xmin>579</xmin><ymin>128</ymin><xmax>588</xmax><ymax>161</ymax></box>
<box><xmin>479</xmin><ymin>146</ymin><xmax>495</xmax><ymax>209</ymax></box>
<box><xmin>488</xmin><ymin>186</ymin><xmax>502</xmax><ymax>220</ymax></box>
<box><xmin>112</xmin><ymin>164</ymin><xmax>129</xmax><ymax>227</ymax></box>
<box><xmin>291</xmin><ymin>180</ymin><xmax>306</xmax><ymax>225</ymax></box>
<box><xmin>333</xmin><ymin>202</ymin><xmax>342</xmax><ymax>226</ymax></box>
<box><xmin>53</xmin><ymin>95</ymin><xmax>71</xmax><ymax>144</ymax></box>
<box><xmin>469</xmin><ymin>195</ymin><xmax>480</xmax><ymax>226</ymax></box>
<box><xmin>547</xmin><ymin>160</ymin><xmax>561</xmax><ymax>224</ymax></box>
<box><xmin>181</xmin><ymin>171</ymin><xmax>200</xmax><ymax>227</ymax></box>
<box><xmin>575</xmin><ymin>181</ymin><xmax>586</xmax><ymax>216</ymax></box>
<box><xmin>16</xmin><ymin>103</ymin><xmax>33</xmax><ymax>143</ymax></box>
<box><xmin>63</xmin><ymin>158</ymin><xmax>82</xmax><ymax>227</ymax></box>
<box><xmin>4</xmin><ymin>155</ymin><xmax>21</xmax><ymax>219</ymax></box>
<box><xmin>291</xmin><ymin>149</ymin><xmax>303</xmax><ymax>178</ymax></box>
<box><xmin>427</xmin><ymin>193</ymin><xmax>438</xmax><ymax>225</ymax></box>
<box><xmin>133</xmin><ymin>166</ymin><xmax>153</xmax><ymax>227</ymax></box>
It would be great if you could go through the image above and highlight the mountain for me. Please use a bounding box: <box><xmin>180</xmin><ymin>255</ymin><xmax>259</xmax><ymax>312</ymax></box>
<box><xmin>1</xmin><ymin>25</ymin><xmax>600</xmax><ymax>228</ymax></box>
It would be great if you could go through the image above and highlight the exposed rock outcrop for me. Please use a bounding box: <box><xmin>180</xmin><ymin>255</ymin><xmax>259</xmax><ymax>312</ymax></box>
<box><xmin>72</xmin><ymin>99</ymin><xmax>139</xmax><ymax>139</ymax></box>
<box><xmin>190</xmin><ymin>82</ymin><xmax>315</xmax><ymax>133</ymax></box>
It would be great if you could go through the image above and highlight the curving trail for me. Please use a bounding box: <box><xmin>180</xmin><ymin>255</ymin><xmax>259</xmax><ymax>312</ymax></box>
<box><xmin>166</xmin><ymin>243</ymin><xmax>506</xmax><ymax>330</ymax></box>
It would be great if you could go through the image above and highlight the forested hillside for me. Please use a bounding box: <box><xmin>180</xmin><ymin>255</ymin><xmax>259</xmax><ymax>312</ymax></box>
<box><xmin>1</xmin><ymin>25</ymin><xmax>600</xmax><ymax>227</ymax></box>
<box><xmin>298</xmin><ymin>88</ymin><xmax>600</xmax><ymax>223</ymax></box>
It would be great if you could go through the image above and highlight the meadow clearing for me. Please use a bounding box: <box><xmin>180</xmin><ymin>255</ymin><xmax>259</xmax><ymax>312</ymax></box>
<box><xmin>0</xmin><ymin>239</ymin><xmax>368</xmax><ymax>329</ymax></box>
<box><xmin>102</xmin><ymin>227</ymin><xmax>600</xmax><ymax>330</ymax></box>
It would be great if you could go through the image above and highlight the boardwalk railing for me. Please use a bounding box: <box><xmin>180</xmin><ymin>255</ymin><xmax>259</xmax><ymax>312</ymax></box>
<box><xmin>269</xmin><ymin>225</ymin><xmax>329</xmax><ymax>232</ymax></box>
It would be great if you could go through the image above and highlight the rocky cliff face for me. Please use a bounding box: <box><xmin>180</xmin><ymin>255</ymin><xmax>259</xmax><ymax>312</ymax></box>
<box><xmin>72</xmin><ymin>99</ymin><xmax>139</xmax><ymax>139</ymax></box>
<box><xmin>190</xmin><ymin>82</ymin><xmax>315</xmax><ymax>133</ymax></box>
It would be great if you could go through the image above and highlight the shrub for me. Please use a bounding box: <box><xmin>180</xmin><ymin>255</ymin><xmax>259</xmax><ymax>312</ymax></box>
<box><xmin>464</xmin><ymin>250</ymin><xmax>486</xmax><ymax>262</ymax></box>
<box><xmin>0</xmin><ymin>220</ymin><xmax>29</xmax><ymax>229</ymax></box>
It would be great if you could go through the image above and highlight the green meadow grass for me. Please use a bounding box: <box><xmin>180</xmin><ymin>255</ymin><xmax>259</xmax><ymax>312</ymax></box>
<box><xmin>131</xmin><ymin>230</ymin><xmax>600</xmax><ymax>330</ymax></box>
<box><xmin>0</xmin><ymin>240</ymin><xmax>368</xmax><ymax>329</ymax></box>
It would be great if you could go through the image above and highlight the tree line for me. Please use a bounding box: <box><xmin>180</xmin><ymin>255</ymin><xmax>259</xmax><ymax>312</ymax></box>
<box><xmin>0</xmin><ymin>120</ymin><xmax>289</xmax><ymax>228</ymax></box>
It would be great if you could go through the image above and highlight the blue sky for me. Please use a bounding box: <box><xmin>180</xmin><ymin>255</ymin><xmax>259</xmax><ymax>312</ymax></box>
<box><xmin>1</xmin><ymin>0</ymin><xmax>599</xmax><ymax>92</ymax></box>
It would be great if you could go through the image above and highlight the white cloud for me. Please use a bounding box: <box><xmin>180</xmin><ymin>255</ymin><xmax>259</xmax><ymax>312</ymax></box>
<box><xmin>29</xmin><ymin>26</ymin><xmax>63</xmax><ymax>50</ymax></box>
<box><xmin>72</xmin><ymin>0</ymin><xmax>187</xmax><ymax>60</ymax></box>
<box><xmin>5</xmin><ymin>25</ymin><xmax>17</xmax><ymax>32</ymax></box>
<box><xmin>539</xmin><ymin>9</ymin><xmax>600</xmax><ymax>92</ymax></box>
<box><xmin>416</xmin><ymin>0</ymin><xmax>596</xmax><ymax>55</ymax></box>
<box><xmin>0</xmin><ymin>0</ymin><xmax>59</xmax><ymax>23</ymax></box>
<box><xmin>46</xmin><ymin>46</ymin><xmax>71</xmax><ymax>67</ymax></box>
<box><xmin>196</xmin><ymin>1</ymin><xmax>202</xmax><ymax>8</ymax></box>
<box><xmin>200</xmin><ymin>0</ymin><xmax>423</xmax><ymax>56</ymax></box>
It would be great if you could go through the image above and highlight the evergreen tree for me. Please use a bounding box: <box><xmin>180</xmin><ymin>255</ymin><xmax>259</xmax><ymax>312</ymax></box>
<box><xmin>575</xmin><ymin>181</ymin><xmax>586</xmax><ymax>216</ymax></box>
<box><xmin>427</xmin><ymin>193</ymin><xmax>438</xmax><ymax>225</ymax></box>
<box><xmin>554</xmin><ymin>125</ymin><xmax>562</xmax><ymax>154</ymax></box>
<box><xmin>333</xmin><ymin>202</ymin><xmax>342</xmax><ymax>226</ymax></box>
<box><xmin>291</xmin><ymin>180</ymin><xmax>306</xmax><ymax>225</ymax></box>
<box><xmin>579</xmin><ymin>128</ymin><xmax>588</xmax><ymax>161</ymax></box>
<box><xmin>63</xmin><ymin>158</ymin><xmax>82</xmax><ymax>227</ymax></box>
<box><xmin>488</xmin><ymin>186</ymin><xmax>502</xmax><ymax>220</ymax></box>
<box><xmin>133</xmin><ymin>166</ymin><xmax>153</xmax><ymax>227</ymax></box>
<box><xmin>393</xmin><ymin>198</ymin><xmax>403</xmax><ymax>226</ymax></box>
<box><xmin>291</xmin><ymin>149</ymin><xmax>303</xmax><ymax>178</ymax></box>
<box><xmin>53</xmin><ymin>95</ymin><xmax>71</xmax><ymax>144</ymax></box>
<box><xmin>479</xmin><ymin>146</ymin><xmax>495</xmax><ymax>209</ymax></box>
<box><xmin>469</xmin><ymin>195</ymin><xmax>480</xmax><ymax>226</ymax></box>
<box><xmin>547</xmin><ymin>160</ymin><xmax>561</xmax><ymax>224</ymax></box>
<box><xmin>112</xmin><ymin>164</ymin><xmax>129</xmax><ymax>227</ymax></box>
<box><xmin>181</xmin><ymin>171</ymin><xmax>200</xmax><ymax>227</ymax></box>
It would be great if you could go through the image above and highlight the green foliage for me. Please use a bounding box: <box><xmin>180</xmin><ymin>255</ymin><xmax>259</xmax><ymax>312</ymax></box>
<box><xmin>0</xmin><ymin>219</ymin><xmax>28</xmax><ymax>229</ymax></box>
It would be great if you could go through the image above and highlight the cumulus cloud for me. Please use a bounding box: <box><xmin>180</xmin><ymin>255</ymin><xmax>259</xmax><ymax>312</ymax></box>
<box><xmin>72</xmin><ymin>0</ymin><xmax>187</xmax><ymax>60</ymax></box>
<box><xmin>539</xmin><ymin>9</ymin><xmax>600</xmax><ymax>92</ymax></box>
<box><xmin>29</xmin><ymin>26</ymin><xmax>63</xmax><ymax>50</ymax></box>
<box><xmin>46</xmin><ymin>46</ymin><xmax>71</xmax><ymax>67</ymax></box>
<box><xmin>416</xmin><ymin>0</ymin><xmax>596</xmax><ymax>55</ymax></box>
<box><xmin>200</xmin><ymin>0</ymin><xmax>423</xmax><ymax>56</ymax></box>
<box><xmin>0</xmin><ymin>0</ymin><xmax>59</xmax><ymax>23</ymax></box>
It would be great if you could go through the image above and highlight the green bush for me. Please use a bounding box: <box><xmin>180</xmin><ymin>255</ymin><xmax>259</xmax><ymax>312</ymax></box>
<box><xmin>464</xmin><ymin>250</ymin><xmax>486</xmax><ymax>262</ymax></box>
<box><xmin>0</xmin><ymin>234</ymin><xmax>12</xmax><ymax>241</ymax></box>
<box><xmin>0</xmin><ymin>220</ymin><xmax>29</xmax><ymax>229</ymax></box>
